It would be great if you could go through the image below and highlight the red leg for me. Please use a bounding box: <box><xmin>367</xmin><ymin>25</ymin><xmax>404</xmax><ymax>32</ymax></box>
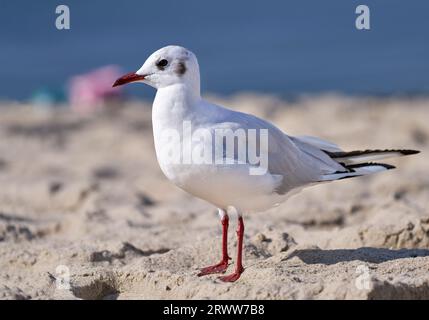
<box><xmin>198</xmin><ymin>212</ymin><xmax>231</xmax><ymax>276</ymax></box>
<box><xmin>219</xmin><ymin>216</ymin><xmax>244</xmax><ymax>282</ymax></box>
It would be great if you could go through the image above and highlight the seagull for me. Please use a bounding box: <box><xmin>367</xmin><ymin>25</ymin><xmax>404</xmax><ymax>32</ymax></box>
<box><xmin>113</xmin><ymin>45</ymin><xmax>419</xmax><ymax>282</ymax></box>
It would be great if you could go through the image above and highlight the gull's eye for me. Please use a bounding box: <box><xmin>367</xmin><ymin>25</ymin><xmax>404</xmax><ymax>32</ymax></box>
<box><xmin>156</xmin><ymin>59</ymin><xmax>168</xmax><ymax>69</ymax></box>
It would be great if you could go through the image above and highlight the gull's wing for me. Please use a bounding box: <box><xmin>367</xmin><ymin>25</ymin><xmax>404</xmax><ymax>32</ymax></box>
<box><xmin>290</xmin><ymin>135</ymin><xmax>343</xmax><ymax>152</ymax></box>
<box><xmin>202</xmin><ymin>103</ymin><xmax>347</xmax><ymax>194</ymax></box>
<box><xmin>197</xmin><ymin>101</ymin><xmax>419</xmax><ymax>197</ymax></box>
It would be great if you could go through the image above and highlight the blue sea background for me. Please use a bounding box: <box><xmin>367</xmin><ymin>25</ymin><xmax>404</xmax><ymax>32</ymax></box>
<box><xmin>0</xmin><ymin>0</ymin><xmax>428</xmax><ymax>101</ymax></box>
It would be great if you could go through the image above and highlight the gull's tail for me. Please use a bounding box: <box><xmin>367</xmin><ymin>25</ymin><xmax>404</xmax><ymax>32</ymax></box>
<box><xmin>319</xmin><ymin>149</ymin><xmax>420</xmax><ymax>181</ymax></box>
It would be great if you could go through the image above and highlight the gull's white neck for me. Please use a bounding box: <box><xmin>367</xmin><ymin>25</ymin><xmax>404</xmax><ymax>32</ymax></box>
<box><xmin>151</xmin><ymin>82</ymin><xmax>203</xmax><ymax>182</ymax></box>
<box><xmin>152</xmin><ymin>82</ymin><xmax>202</xmax><ymax>130</ymax></box>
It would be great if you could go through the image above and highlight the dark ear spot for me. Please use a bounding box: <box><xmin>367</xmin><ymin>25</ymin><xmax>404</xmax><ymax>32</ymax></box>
<box><xmin>176</xmin><ymin>62</ymin><xmax>187</xmax><ymax>76</ymax></box>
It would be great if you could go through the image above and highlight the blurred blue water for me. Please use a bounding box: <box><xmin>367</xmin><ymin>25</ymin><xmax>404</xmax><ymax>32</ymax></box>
<box><xmin>0</xmin><ymin>0</ymin><xmax>428</xmax><ymax>100</ymax></box>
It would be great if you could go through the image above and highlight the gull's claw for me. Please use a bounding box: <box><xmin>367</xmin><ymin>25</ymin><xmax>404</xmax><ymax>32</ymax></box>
<box><xmin>218</xmin><ymin>267</ymin><xmax>244</xmax><ymax>282</ymax></box>
<box><xmin>197</xmin><ymin>261</ymin><xmax>229</xmax><ymax>276</ymax></box>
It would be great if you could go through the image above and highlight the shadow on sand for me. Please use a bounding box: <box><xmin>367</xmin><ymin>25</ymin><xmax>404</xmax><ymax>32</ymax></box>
<box><xmin>286</xmin><ymin>247</ymin><xmax>429</xmax><ymax>265</ymax></box>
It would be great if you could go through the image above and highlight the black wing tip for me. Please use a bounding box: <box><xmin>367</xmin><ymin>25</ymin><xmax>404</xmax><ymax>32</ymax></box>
<box><xmin>346</xmin><ymin>162</ymin><xmax>396</xmax><ymax>170</ymax></box>
<box><xmin>379</xmin><ymin>163</ymin><xmax>396</xmax><ymax>170</ymax></box>
<box><xmin>326</xmin><ymin>149</ymin><xmax>420</xmax><ymax>158</ymax></box>
<box><xmin>399</xmin><ymin>149</ymin><xmax>420</xmax><ymax>155</ymax></box>
<box><xmin>333</xmin><ymin>162</ymin><xmax>396</xmax><ymax>174</ymax></box>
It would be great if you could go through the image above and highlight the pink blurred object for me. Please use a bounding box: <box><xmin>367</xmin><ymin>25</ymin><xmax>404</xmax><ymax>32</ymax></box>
<box><xmin>68</xmin><ymin>65</ymin><xmax>124</xmax><ymax>114</ymax></box>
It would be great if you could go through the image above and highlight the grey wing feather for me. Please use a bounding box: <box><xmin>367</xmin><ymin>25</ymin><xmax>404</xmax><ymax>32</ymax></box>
<box><xmin>212</xmin><ymin>108</ymin><xmax>346</xmax><ymax>194</ymax></box>
<box><xmin>292</xmin><ymin>135</ymin><xmax>343</xmax><ymax>152</ymax></box>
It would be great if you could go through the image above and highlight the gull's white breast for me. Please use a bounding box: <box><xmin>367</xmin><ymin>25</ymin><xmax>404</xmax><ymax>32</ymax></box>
<box><xmin>151</xmin><ymin>86</ymin><xmax>286</xmax><ymax>212</ymax></box>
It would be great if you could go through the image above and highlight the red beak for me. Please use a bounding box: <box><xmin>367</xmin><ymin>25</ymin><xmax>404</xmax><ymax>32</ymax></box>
<box><xmin>112</xmin><ymin>72</ymin><xmax>145</xmax><ymax>87</ymax></box>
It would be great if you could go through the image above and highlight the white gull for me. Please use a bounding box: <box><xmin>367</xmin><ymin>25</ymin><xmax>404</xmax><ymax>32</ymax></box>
<box><xmin>113</xmin><ymin>45</ymin><xmax>419</xmax><ymax>282</ymax></box>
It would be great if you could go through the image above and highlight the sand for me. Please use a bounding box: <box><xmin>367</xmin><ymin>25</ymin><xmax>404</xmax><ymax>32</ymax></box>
<box><xmin>0</xmin><ymin>95</ymin><xmax>428</xmax><ymax>300</ymax></box>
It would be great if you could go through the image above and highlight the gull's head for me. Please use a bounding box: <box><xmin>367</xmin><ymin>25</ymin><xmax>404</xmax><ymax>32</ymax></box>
<box><xmin>113</xmin><ymin>45</ymin><xmax>200</xmax><ymax>90</ymax></box>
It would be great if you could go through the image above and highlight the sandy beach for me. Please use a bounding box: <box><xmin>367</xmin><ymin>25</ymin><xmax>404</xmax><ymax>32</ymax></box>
<box><xmin>0</xmin><ymin>95</ymin><xmax>428</xmax><ymax>300</ymax></box>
